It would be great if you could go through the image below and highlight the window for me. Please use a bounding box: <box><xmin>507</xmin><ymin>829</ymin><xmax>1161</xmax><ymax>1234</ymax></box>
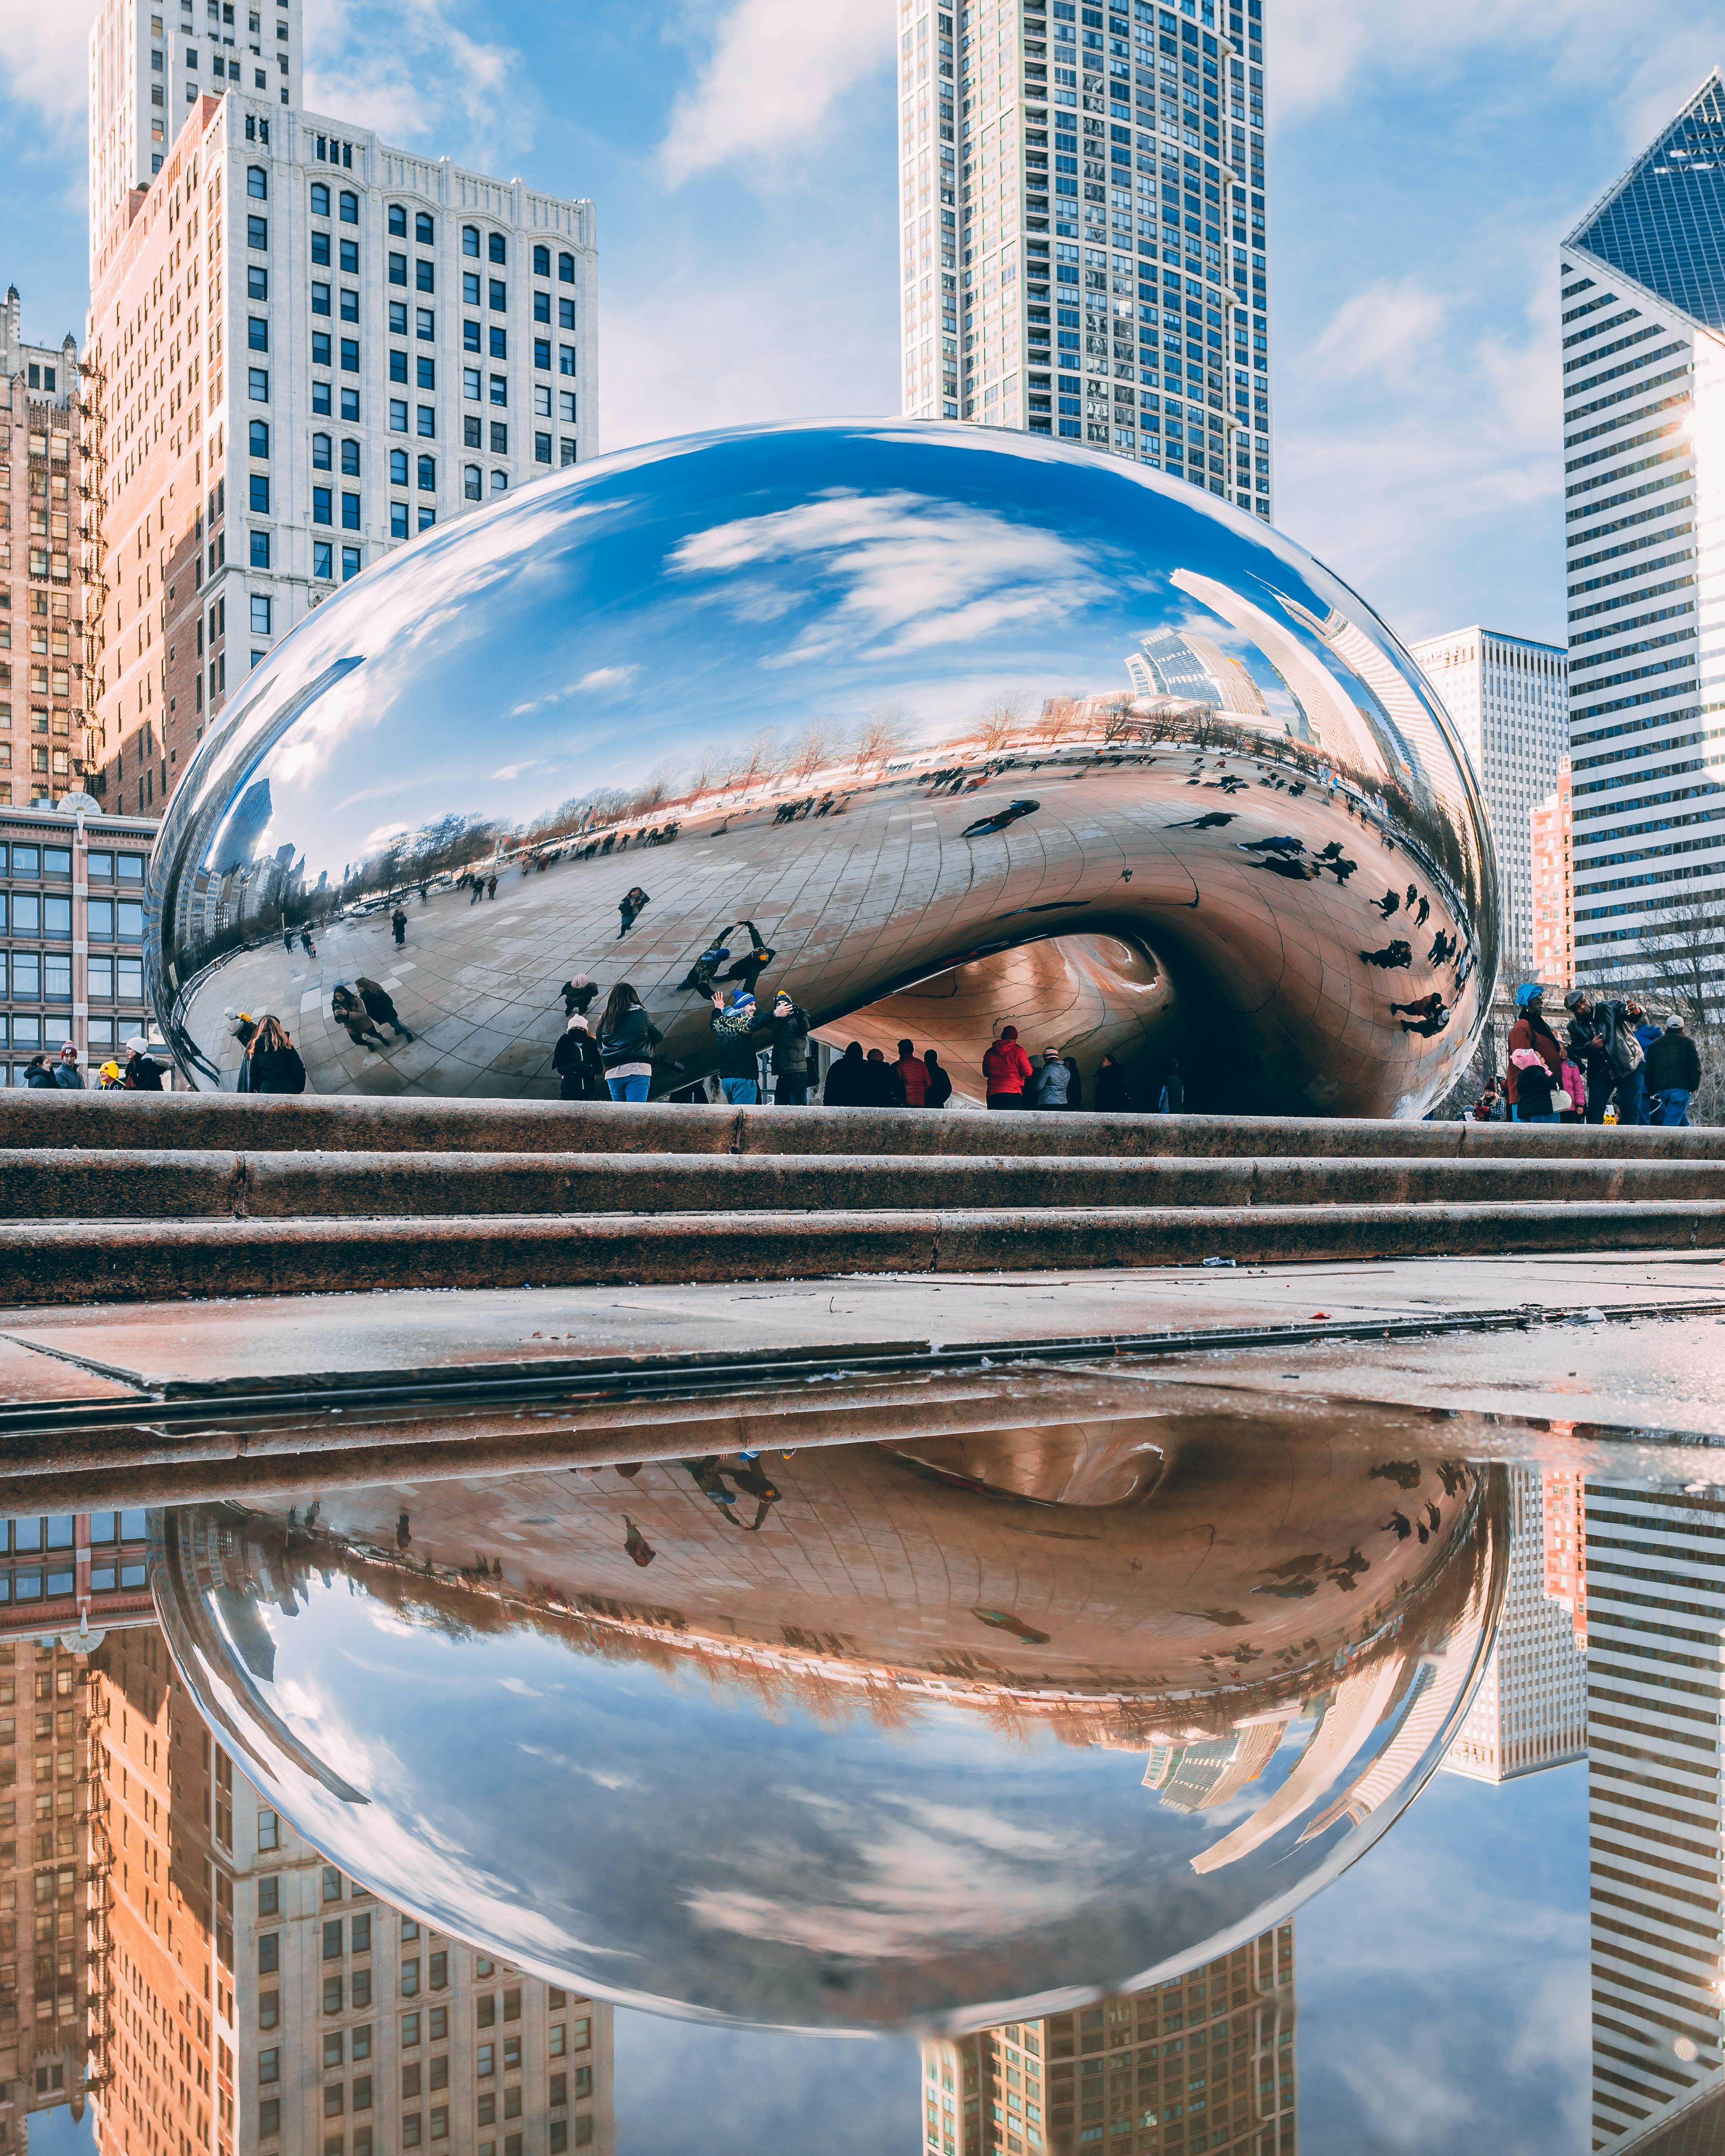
<box><xmin>390</xmin><ymin>350</ymin><xmax>409</xmax><ymax>383</ymax></box>
<box><xmin>313</xmin><ymin>380</ymin><xmax>332</xmax><ymax>414</ymax></box>
<box><xmin>390</xmin><ymin>502</ymin><xmax>409</xmax><ymax>538</ymax></box>
<box><xmin>389</xmin><ymin>300</ymin><xmax>408</xmax><ymax>334</ymax></box>
<box><xmin>416</xmin><ymin>455</ymin><xmax>436</xmax><ymax>492</ymax></box>
<box><xmin>324</xmin><ymin>1976</ymin><xmax>344</xmax><ymax>2014</ymax></box>
<box><xmin>559</xmin><ymin>390</ymin><xmax>576</xmax><ymax>422</ymax></box>
<box><xmin>249</xmin><ymin>367</ymin><xmax>270</xmax><ymax>400</ymax></box>
<box><xmin>249</xmin><ymin>419</ymin><xmax>270</xmax><ymax>458</ymax></box>
<box><xmin>490</xmin><ymin>421</ymin><xmax>508</xmax><ymax>453</ymax></box>
<box><xmin>311</xmin><ymin>181</ymin><xmax>329</xmax><ymax>215</ymax></box>
<box><xmin>247</xmin><ymin>214</ymin><xmax>268</xmax><ymax>250</ymax></box>
<box><xmin>415</xmin><ymin>258</ymin><xmax>434</xmax><ymax>293</ymax></box>
<box><xmin>248</xmin><ymin>474</ymin><xmax>270</xmax><ymax>514</ymax></box>
<box><xmin>389</xmin><ymin>449</ymin><xmax>408</xmax><ymax>486</ymax></box>
<box><xmin>558</xmin><ymin>297</ymin><xmax>575</xmax><ymax>330</ymax></box>
<box><xmin>416</xmin><ymin>406</ymin><xmax>436</xmax><ymax>438</ymax></box>
<box><xmin>490</xmin><ymin>470</ymin><xmax>508</xmax><ymax>494</ymax></box>
<box><xmin>559</xmin><ymin>346</ymin><xmax>576</xmax><ymax>377</ymax></box>
<box><xmin>340</xmin><ymin>387</ymin><xmax>360</xmax><ymax>422</ymax></box>
<box><xmin>463</xmin><ymin>271</ymin><xmax>481</xmax><ymax>306</ymax></box>
<box><xmin>340</xmin><ymin>236</ymin><xmax>358</xmax><ymax>274</ymax></box>
<box><xmin>533</xmin><ymin>244</ymin><xmax>550</xmax><ymax>275</ymax></box>
<box><xmin>341</xmin><ymin>438</ymin><xmax>360</xmax><ymax>475</ymax></box>
<box><xmin>463</xmin><ymin>319</ymin><xmax>481</xmax><ymax>353</ymax></box>
<box><xmin>312</xmin><ymin>433</ymin><xmax>332</xmax><ymax>469</ymax></box>
<box><xmin>312</xmin><ymin>487</ymin><xmax>332</xmax><ymax>525</ymax></box>
<box><xmin>388</xmin><ymin>203</ymin><xmax>407</xmax><ymax>236</ymax></box>
<box><xmin>340</xmin><ymin>190</ymin><xmax>358</xmax><ymax>222</ymax></box>
<box><xmin>340</xmin><ymin>338</ymin><xmax>360</xmax><ymax>372</ymax></box>
<box><xmin>561</xmin><ymin>439</ymin><xmax>577</xmax><ymax>467</ymax></box>
<box><xmin>340</xmin><ymin>288</ymin><xmax>359</xmax><ymax>322</ymax></box>
<box><xmin>416</xmin><ymin>355</ymin><xmax>435</xmax><ymax>389</ymax></box>
<box><xmin>389</xmin><ymin>399</ymin><xmax>409</xmax><ymax>432</ymax></box>
<box><xmin>534</xmin><ymin>433</ymin><xmax>551</xmax><ymax>464</ymax></box>
<box><xmin>533</xmin><ymin>291</ymin><xmax>550</xmax><ymax>324</ymax></box>
<box><xmin>259</xmin><ymin>1933</ymin><xmax>281</xmax><ymax>1974</ymax></box>
<box><xmin>489</xmin><ymin>231</ymin><xmax>506</xmax><ymax>263</ymax></box>
<box><xmin>248</xmin><ymin>317</ymin><xmax>269</xmax><ymax>352</ymax></box>
<box><xmin>312</xmin><ymin>331</ymin><xmax>331</xmax><ymax>365</ymax></box>
<box><xmin>488</xmin><ymin>326</ymin><xmax>507</xmax><ymax>360</ymax></box>
<box><xmin>558</xmin><ymin>251</ymin><xmax>575</xmax><ymax>282</ymax></box>
<box><xmin>488</xmin><ymin>278</ymin><xmax>506</xmax><ymax>311</ymax></box>
<box><xmin>247</xmin><ymin>165</ymin><xmax>268</xmax><ymax>198</ymax></box>
<box><xmin>259</xmin><ymin>2049</ymin><xmax>280</xmax><ymax>2085</ymax></box>
<box><xmin>463</xmin><ymin>369</ymin><xmax>481</xmax><ymax>402</ymax></box>
<box><xmin>489</xmin><ymin>376</ymin><xmax>507</xmax><ymax>408</ymax></box>
<box><xmin>313</xmin><ymin>541</ymin><xmax>333</xmax><ymax>579</ymax></box>
<box><xmin>249</xmin><ymin>530</ymin><xmax>270</xmax><ymax>569</ymax></box>
<box><xmin>415</xmin><ymin>210</ymin><xmax>434</xmax><ymax>244</ymax></box>
<box><xmin>341</xmin><ymin>492</ymin><xmax>361</xmax><ymax>530</ymax></box>
<box><xmin>388</xmin><ymin>253</ymin><xmax>407</xmax><ymax>286</ymax></box>
<box><xmin>533</xmin><ymin>340</ymin><xmax>551</xmax><ymax>370</ymax></box>
<box><xmin>250</xmin><ymin>595</ymin><xmax>272</xmax><ymax>636</ymax></box>
<box><xmin>462</xmin><ymin>225</ymin><xmax>480</xmax><ymax>256</ymax></box>
<box><xmin>463</xmin><ymin>466</ymin><xmax>481</xmax><ymax>501</ymax></box>
<box><xmin>311</xmin><ymin>281</ymin><xmax>331</xmax><ymax>316</ymax></box>
<box><xmin>416</xmin><ymin>306</ymin><xmax>434</xmax><ymax>339</ymax></box>
<box><xmin>247</xmin><ymin>264</ymin><xmax>269</xmax><ymax>300</ymax></box>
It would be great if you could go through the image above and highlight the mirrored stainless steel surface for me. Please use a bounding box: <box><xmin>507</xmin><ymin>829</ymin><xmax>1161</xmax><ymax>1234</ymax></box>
<box><xmin>152</xmin><ymin>1415</ymin><xmax>1505</xmax><ymax>2032</ymax></box>
<box><xmin>151</xmin><ymin>423</ymin><xmax>1497</xmax><ymax>1113</ymax></box>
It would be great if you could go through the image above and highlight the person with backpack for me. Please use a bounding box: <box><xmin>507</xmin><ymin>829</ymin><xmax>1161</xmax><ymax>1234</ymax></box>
<box><xmin>552</xmin><ymin>1013</ymin><xmax>608</xmax><ymax>1100</ymax></box>
<box><xmin>1593</xmin><ymin>995</ymin><xmax>1648</xmax><ymax>1124</ymax></box>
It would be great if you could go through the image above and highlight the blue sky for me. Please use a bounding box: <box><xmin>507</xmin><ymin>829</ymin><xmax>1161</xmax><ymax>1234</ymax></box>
<box><xmin>2</xmin><ymin>0</ymin><xmax>1720</xmax><ymax>652</ymax></box>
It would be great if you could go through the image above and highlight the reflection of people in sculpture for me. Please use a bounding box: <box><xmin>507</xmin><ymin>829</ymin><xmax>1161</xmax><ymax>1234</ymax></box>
<box><xmin>618</xmin><ymin>886</ymin><xmax>650</xmax><ymax>938</ymax></box>
<box><xmin>392</xmin><ymin>906</ymin><xmax>407</xmax><ymax>946</ymax></box>
<box><xmin>331</xmin><ymin>984</ymin><xmax>389</xmax><ymax>1050</ymax></box>
<box><xmin>1169</xmin><ymin>811</ymin><xmax>1236</xmax><ymax>829</ymax></box>
<box><xmin>355</xmin><ymin>978</ymin><xmax>414</xmax><ymax>1041</ymax></box>
<box><xmin>1237</xmin><ymin>835</ymin><xmax>1303</xmax><ymax>856</ymax></box>
<box><xmin>1372</xmin><ymin>889</ymin><xmax>1400</xmax><ymax>917</ymax></box>
<box><xmin>1390</xmin><ymin>993</ymin><xmax>1450</xmax><ymax>1038</ymax></box>
<box><xmin>962</xmin><ymin>797</ymin><xmax>1041</xmax><ymax>839</ymax></box>
<box><xmin>1359</xmin><ymin>940</ymin><xmax>1413</xmax><ymax>970</ymax></box>
<box><xmin>560</xmin><ymin>975</ymin><xmax>598</xmax><ymax>1017</ymax></box>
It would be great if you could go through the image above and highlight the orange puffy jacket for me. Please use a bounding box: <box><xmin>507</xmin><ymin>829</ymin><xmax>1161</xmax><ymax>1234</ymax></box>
<box><xmin>982</xmin><ymin>1037</ymin><xmax>1034</xmax><ymax>1095</ymax></box>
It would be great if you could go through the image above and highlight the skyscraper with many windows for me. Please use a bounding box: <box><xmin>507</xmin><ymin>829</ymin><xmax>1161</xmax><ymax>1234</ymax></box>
<box><xmin>1408</xmin><ymin>628</ymin><xmax>1568</xmax><ymax>970</ymax></box>
<box><xmin>82</xmin><ymin>4</ymin><xmax>598</xmax><ymax>819</ymax></box>
<box><xmin>896</xmin><ymin>0</ymin><xmax>1270</xmax><ymax>517</ymax></box>
<box><xmin>1561</xmin><ymin>72</ymin><xmax>1725</xmax><ymax>1013</ymax></box>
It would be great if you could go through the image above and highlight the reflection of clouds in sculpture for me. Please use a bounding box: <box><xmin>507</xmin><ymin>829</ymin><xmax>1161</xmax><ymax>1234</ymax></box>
<box><xmin>671</xmin><ymin>488</ymin><xmax>1101</xmax><ymax>664</ymax></box>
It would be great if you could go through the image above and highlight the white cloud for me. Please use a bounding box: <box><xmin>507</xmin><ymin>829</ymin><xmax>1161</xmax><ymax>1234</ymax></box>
<box><xmin>662</xmin><ymin>0</ymin><xmax>894</xmax><ymax>185</ymax></box>
<box><xmin>300</xmin><ymin>0</ymin><xmax>523</xmax><ymax>165</ymax></box>
<box><xmin>1309</xmin><ymin>279</ymin><xmax>1445</xmax><ymax>385</ymax></box>
<box><xmin>576</xmin><ymin>665</ymin><xmax>639</xmax><ymax>692</ymax></box>
<box><xmin>0</xmin><ymin>0</ymin><xmax>98</xmax><ymax>131</ymax></box>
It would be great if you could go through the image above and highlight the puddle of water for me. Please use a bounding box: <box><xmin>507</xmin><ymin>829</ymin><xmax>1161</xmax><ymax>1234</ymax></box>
<box><xmin>3</xmin><ymin>1378</ymin><xmax>1716</xmax><ymax>2152</ymax></box>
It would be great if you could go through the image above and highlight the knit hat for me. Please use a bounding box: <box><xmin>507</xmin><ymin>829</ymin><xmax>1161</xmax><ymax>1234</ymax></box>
<box><xmin>1563</xmin><ymin>989</ymin><xmax>1587</xmax><ymax>1011</ymax></box>
<box><xmin>564</xmin><ymin>1014</ymin><xmax>589</xmax><ymax>1031</ymax></box>
<box><xmin>1514</xmin><ymin>983</ymin><xmax>1542</xmax><ymax>1008</ymax></box>
<box><xmin>124</xmin><ymin>1036</ymin><xmax>150</xmax><ymax>1055</ymax></box>
<box><xmin>999</xmin><ymin>1025</ymin><xmax>1019</xmax><ymax>1041</ymax></box>
<box><xmin>732</xmin><ymin>990</ymin><xmax>755</xmax><ymax>1009</ymax></box>
<box><xmin>1510</xmin><ymin>1047</ymin><xmax>1548</xmax><ymax>1071</ymax></box>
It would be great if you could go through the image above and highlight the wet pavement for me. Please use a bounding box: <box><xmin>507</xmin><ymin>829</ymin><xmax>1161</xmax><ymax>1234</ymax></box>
<box><xmin>6</xmin><ymin>1322</ymin><xmax>1723</xmax><ymax>2154</ymax></box>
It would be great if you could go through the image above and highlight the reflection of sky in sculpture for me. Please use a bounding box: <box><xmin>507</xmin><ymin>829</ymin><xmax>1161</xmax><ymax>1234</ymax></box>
<box><xmin>178</xmin><ymin>425</ymin><xmax>1476</xmax><ymax>873</ymax></box>
<box><xmin>152</xmin><ymin>1421</ymin><xmax>1506</xmax><ymax>2034</ymax></box>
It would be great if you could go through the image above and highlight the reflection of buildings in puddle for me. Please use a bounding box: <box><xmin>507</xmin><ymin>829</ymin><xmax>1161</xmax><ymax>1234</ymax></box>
<box><xmin>923</xmin><ymin>1925</ymin><xmax>1295</xmax><ymax>2156</ymax></box>
<box><xmin>150</xmin><ymin>1419</ymin><xmax>1506</xmax><ymax>2031</ymax></box>
<box><xmin>1584</xmin><ymin>1483</ymin><xmax>1725</xmax><ymax>2152</ymax></box>
<box><xmin>1439</xmin><ymin>1467</ymin><xmax>1586</xmax><ymax>1788</ymax></box>
<box><xmin>80</xmin><ymin>1626</ymin><xmax>614</xmax><ymax>2156</ymax></box>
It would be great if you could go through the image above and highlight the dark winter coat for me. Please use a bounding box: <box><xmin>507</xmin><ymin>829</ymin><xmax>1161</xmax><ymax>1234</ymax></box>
<box><xmin>1646</xmin><ymin>1029</ymin><xmax>1702</xmax><ymax>1093</ymax></box>
<box><xmin>552</xmin><ymin>1025</ymin><xmax>608</xmax><ymax>1100</ymax></box>
<box><xmin>249</xmin><ymin>1044</ymin><xmax>308</xmax><ymax>1095</ymax></box>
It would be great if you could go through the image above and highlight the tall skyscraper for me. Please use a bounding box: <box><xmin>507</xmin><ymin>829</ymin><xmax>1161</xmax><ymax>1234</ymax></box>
<box><xmin>896</xmin><ymin>0</ymin><xmax>1271</xmax><ymax>519</ymax></box>
<box><xmin>87</xmin><ymin>0</ymin><xmax>303</xmax><ymax>282</ymax></box>
<box><xmin>921</xmin><ymin>1925</ymin><xmax>1294</xmax><ymax>2156</ymax></box>
<box><xmin>1439</xmin><ymin>1468</ymin><xmax>1586</xmax><ymax>1786</ymax></box>
<box><xmin>82</xmin><ymin>14</ymin><xmax>598</xmax><ymax>821</ymax></box>
<box><xmin>1407</xmin><ymin>629</ymin><xmax>1567</xmax><ymax>970</ymax></box>
<box><xmin>1561</xmin><ymin>73</ymin><xmax>1725</xmax><ymax>1016</ymax></box>
<box><xmin>1529</xmin><ymin>760</ymin><xmax>1574</xmax><ymax>992</ymax></box>
<box><xmin>1584</xmin><ymin>1482</ymin><xmax>1725</xmax><ymax>2149</ymax></box>
<box><xmin>1</xmin><ymin>286</ymin><xmax>95</xmax><ymax>806</ymax></box>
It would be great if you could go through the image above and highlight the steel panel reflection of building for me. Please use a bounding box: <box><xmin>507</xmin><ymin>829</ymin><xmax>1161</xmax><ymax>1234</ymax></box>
<box><xmin>149</xmin><ymin>423</ymin><xmax>1496</xmax><ymax>1116</ymax></box>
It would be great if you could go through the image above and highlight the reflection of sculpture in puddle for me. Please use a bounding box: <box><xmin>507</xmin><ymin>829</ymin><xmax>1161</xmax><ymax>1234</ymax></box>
<box><xmin>152</xmin><ymin>1414</ymin><xmax>1506</xmax><ymax>2032</ymax></box>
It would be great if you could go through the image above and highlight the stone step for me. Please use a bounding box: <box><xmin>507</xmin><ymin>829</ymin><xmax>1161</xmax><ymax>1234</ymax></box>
<box><xmin>2</xmin><ymin>1201</ymin><xmax>1721</xmax><ymax>1306</ymax></box>
<box><xmin>0</xmin><ymin>1093</ymin><xmax>1714</xmax><ymax>1160</ymax></box>
<box><xmin>8</xmin><ymin>1148</ymin><xmax>1725</xmax><ymax>1221</ymax></box>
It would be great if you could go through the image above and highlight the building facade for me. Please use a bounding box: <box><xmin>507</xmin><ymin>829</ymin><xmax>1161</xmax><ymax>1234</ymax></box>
<box><xmin>1407</xmin><ymin>628</ymin><xmax>1568</xmax><ymax>972</ymax></box>
<box><xmin>921</xmin><ymin>1926</ymin><xmax>1294</xmax><ymax>2156</ymax></box>
<box><xmin>1440</xmin><ymin>1468</ymin><xmax>1586</xmax><ymax>1785</ymax></box>
<box><xmin>88</xmin><ymin>0</ymin><xmax>303</xmax><ymax>285</ymax></box>
<box><xmin>2</xmin><ymin>288</ymin><xmax>97</xmax><ymax>805</ymax></box>
<box><xmin>0</xmin><ymin>801</ymin><xmax>161</xmax><ymax>1083</ymax></box>
<box><xmin>1529</xmin><ymin>759</ymin><xmax>1573</xmax><ymax>992</ymax></box>
<box><xmin>1561</xmin><ymin>72</ymin><xmax>1725</xmax><ymax>1017</ymax></box>
<box><xmin>896</xmin><ymin>0</ymin><xmax>1270</xmax><ymax>516</ymax></box>
<box><xmin>84</xmin><ymin>11</ymin><xmax>598</xmax><ymax>821</ymax></box>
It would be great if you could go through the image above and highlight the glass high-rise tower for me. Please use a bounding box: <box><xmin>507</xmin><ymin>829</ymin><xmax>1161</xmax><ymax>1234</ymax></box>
<box><xmin>895</xmin><ymin>0</ymin><xmax>1271</xmax><ymax>518</ymax></box>
<box><xmin>1561</xmin><ymin>71</ymin><xmax>1725</xmax><ymax>1011</ymax></box>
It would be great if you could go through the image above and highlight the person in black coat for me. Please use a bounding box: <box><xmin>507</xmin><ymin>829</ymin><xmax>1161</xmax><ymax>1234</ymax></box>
<box><xmin>123</xmin><ymin>1037</ymin><xmax>168</xmax><ymax>1090</ymax></box>
<box><xmin>1094</xmin><ymin>1054</ymin><xmax>1135</xmax><ymax>1111</ymax></box>
<box><xmin>552</xmin><ymin>1015</ymin><xmax>608</xmax><ymax>1100</ymax></box>
<box><xmin>823</xmin><ymin>1042</ymin><xmax>870</xmax><ymax>1105</ymax></box>
<box><xmin>246</xmin><ymin>1017</ymin><xmax>307</xmax><ymax>1094</ymax></box>
<box><xmin>922</xmin><ymin>1049</ymin><xmax>953</xmax><ymax>1108</ymax></box>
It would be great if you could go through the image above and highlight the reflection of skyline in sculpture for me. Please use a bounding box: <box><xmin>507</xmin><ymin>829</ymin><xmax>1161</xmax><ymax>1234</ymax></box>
<box><xmin>1585</xmin><ymin>1481</ymin><xmax>1725</xmax><ymax>2152</ymax></box>
<box><xmin>920</xmin><ymin>1926</ymin><xmax>1295</xmax><ymax>2156</ymax></box>
<box><xmin>149</xmin><ymin>1415</ymin><xmax>1505</xmax><ymax>2034</ymax></box>
<box><xmin>148</xmin><ymin>424</ymin><xmax>1497</xmax><ymax>1118</ymax></box>
<box><xmin>1440</xmin><ymin>1468</ymin><xmax>1586</xmax><ymax>1787</ymax></box>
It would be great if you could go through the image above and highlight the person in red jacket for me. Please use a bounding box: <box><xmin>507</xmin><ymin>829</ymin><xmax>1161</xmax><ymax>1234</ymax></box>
<box><xmin>894</xmin><ymin>1038</ymin><xmax>930</xmax><ymax>1106</ymax></box>
<box><xmin>982</xmin><ymin>1024</ymin><xmax>1034</xmax><ymax>1109</ymax></box>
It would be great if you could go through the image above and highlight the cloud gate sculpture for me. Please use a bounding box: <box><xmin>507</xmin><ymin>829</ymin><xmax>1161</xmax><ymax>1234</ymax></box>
<box><xmin>151</xmin><ymin>422</ymin><xmax>1496</xmax><ymax>1114</ymax></box>
<box><xmin>151</xmin><ymin>1412</ymin><xmax>1505</xmax><ymax>2033</ymax></box>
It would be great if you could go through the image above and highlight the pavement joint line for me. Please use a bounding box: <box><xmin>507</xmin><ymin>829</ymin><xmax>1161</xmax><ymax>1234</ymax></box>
<box><xmin>0</xmin><ymin>1292</ymin><xmax>1719</xmax><ymax>1440</ymax></box>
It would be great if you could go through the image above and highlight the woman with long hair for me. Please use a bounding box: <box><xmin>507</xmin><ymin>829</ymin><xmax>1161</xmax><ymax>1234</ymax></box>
<box><xmin>598</xmin><ymin>983</ymin><xmax>654</xmax><ymax>1102</ymax></box>
<box><xmin>246</xmin><ymin>1015</ymin><xmax>307</xmax><ymax>1095</ymax></box>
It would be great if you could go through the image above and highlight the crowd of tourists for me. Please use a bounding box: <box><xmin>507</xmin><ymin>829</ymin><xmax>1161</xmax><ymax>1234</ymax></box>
<box><xmin>1471</xmin><ymin>984</ymin><xmax>1703</xmax><ymax>1126</ymax></box>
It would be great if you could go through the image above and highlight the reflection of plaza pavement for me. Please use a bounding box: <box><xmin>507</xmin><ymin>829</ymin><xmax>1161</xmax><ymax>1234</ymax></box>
<box><xmin>201</xmin><ymin>752</ymin><xmax>1472</xmax><ymax>1108</ymax></box>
